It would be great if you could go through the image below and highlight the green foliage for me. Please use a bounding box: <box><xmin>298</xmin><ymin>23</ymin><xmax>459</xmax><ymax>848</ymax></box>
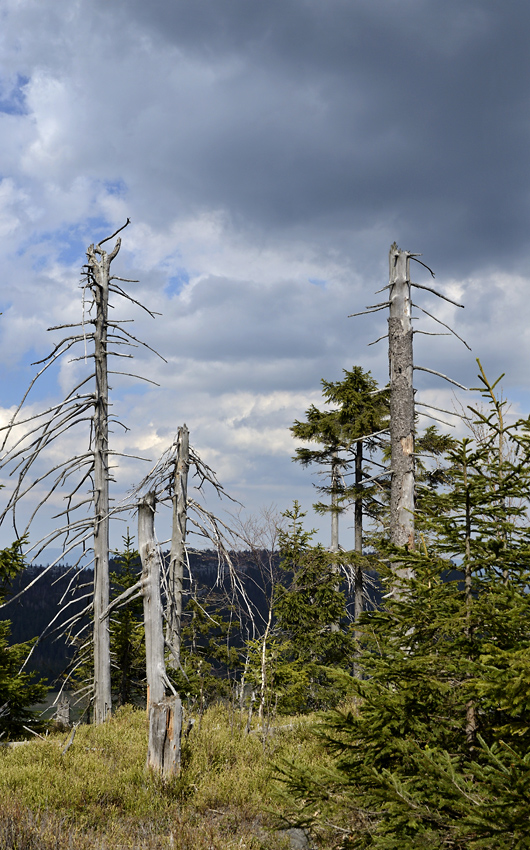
<box><xmin>109</xmin><ymin>532</ymin><xmax>145</xmax><ymax>706</ymax></box>
<box><xmin>262</xmin><ymin>502</ymin><xmax>355</xmax><ymax>714</ymax></box>
<box><xmin>170</xmin><ymin>594</ymin><xmax>242</xmax><ymax>710</ymax></box>
<box><xmin>0</xmin><ymin>539</ymin><xmax>48</xmax><ymax>739</ymax></box>
<box><xmin>291</xmin><ymin>366</ymin><xmax>389</xmax><ymax>522</ymax></box>
<box><xmin>0</xmin><ymin>703</ymin><xmax>324</xmax><ymax>849</ymax></box>
<box><xmin>279</xmin><ymin>372</ymin><xmax>530</xmax><ymax>848</ymax></box>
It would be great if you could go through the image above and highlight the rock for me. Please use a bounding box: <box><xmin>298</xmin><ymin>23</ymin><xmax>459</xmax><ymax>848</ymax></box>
<box><xmin>284</xmin><ymin>827</ymin><xmax>312</xmax><ymax>849</ymax></box>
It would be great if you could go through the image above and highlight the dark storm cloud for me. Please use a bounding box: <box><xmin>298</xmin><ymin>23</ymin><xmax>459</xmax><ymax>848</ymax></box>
<box><xmin>95</xmin><ymin>0</ymin><xmax>530</xmax><ymax>276</ymax></box>
<box><xmin>1</xmin><ymin>0</ymin><xmax>529</xmax><ymax>545</ymax></box>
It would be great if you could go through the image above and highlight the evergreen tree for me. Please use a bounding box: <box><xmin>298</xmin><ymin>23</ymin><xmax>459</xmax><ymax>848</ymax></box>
<box><xmin>170</xmin><ymin>593</ymin><xmax>241</xmax><ymax>712</ymax></box>
<box><xmin>109</xmin><ymin>533</ymin><xmax>145</xmax><ymax>706</ymax></box>
<box><xmin>279</xmin><ymin>372</ymin><xmax>530</xmax><ymax>848</ymax></box>
<box><xmin>291</xmin><ymin>366</ymin><xmax>389</xmax><ymax>553</ymax></box>
<box><xmin>269</xmin><ymin>503</ymin><xmax>355</xmax><ymax>714</ymax></box>
<box><xmin>0</xmin><ymin>541</ymin><xmax>48</xmax><ymax>739</ymax></box>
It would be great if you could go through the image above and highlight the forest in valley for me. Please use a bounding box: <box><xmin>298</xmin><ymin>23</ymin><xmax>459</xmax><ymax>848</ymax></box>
<box><xmin>0</xmin><ymin>239</ymin><xmax>529</xmax><ymax>850</ymax></box>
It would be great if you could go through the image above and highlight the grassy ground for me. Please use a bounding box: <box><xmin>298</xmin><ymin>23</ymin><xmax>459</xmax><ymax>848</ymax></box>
<box><xmin>0</xmin><ymin>704</ymin><xmax>330</xmax><ymax>850</ymax></box>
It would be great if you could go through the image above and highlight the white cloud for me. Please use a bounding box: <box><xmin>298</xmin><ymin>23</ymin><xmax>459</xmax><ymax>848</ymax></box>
<box><xmin>0</xmin><ymin>0</ymin><xmax>528</xmax><ymax>555</ymax></box>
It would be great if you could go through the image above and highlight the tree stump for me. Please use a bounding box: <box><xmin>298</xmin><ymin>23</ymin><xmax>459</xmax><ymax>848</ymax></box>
<box><xmin>54</xmin><ymin>695</ymin><xmax>71</xmax><ymax>729</ymax></box>
<box><xmin>147</xmin><ymin>696</ymin><xmax>182</xmax><ymax>779</ymax></box>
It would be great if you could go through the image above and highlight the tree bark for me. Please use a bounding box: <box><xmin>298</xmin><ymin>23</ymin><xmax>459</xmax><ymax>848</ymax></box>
<box><xmin>147</xmin><ymin>696</ymin><xmax>182</xmax><ymax>778</ymax></box>
<box><xmin>139</xmin><ymin>492</ymin><xmax>183</xmax><ymax>778</ymax></box>
<box><xmin>88</xmin><ymin>240</ymin><xmax>120</xmax><ymax>725</ymax></box>
<box><xmin>138</xmin><ymin>492</ymin><xmax>166</xmax><ymax>708</ymax></box>
<box><xmin>330</xmin><ymin>449</ymin><xmax>340</xmax><ymax>553</ymax></box>
<box><xmin>167</xmin><ymin>425</ymin><xmax>189</xmax><ymax>670</ymax></box>
<box><xmin>354</xmin><ymin>440</ymin><xmax>363</xmax><ymax>615</ymax></box>
<box><xmin>353</xmin><ymin>441</ymin><xmax>363</xmax><ymax>677</ymax></box>
<box><xmin>388</xmin><ymin>243</ymin><xmax>415</xmax><ymax>572</ymax></box>
<box><xmin>463</xmin><ymin>459</ymin><xmax>477</xmax><ymax>749</ymax></box>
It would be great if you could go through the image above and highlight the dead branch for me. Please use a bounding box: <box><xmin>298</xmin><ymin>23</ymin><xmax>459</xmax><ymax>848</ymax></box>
<box><xmin>410</xmin><ymin>255</ymin><xmax>436</xmax><ymax>277</ymax></box>
<box><xmin>368</xmin><ymin>333</ymin><xmax>389</xmax><ymax>346</ymax></box>
<box><xmin>97</xmin><ymin>218</ymin><xmax>130</xmax><ymax>247</ymax></box>
<box><xmin>411</xmin><ymin>281</ymin><xmax>464</xmax><ymax>308</ymax></box>
<box><xmin>348</xmin><ymin>305</ymin><xmax>390</xmax><ymax>318</ymax></box>
<box><xmin>414</xmin><ymin>365</ymin><xmax>468</xmax><ymax>391</ymax></box>
<box><xmin>413</xmin><ymin>303</ymin><xmax>471</xmax><ymax>350</ymax></box>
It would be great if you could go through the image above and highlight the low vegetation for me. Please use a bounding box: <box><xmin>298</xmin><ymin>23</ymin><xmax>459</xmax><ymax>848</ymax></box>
<box><xmin>0</xmin><ymin>703</ymin><xmax>327</xmax><ymax>849</ymax></box>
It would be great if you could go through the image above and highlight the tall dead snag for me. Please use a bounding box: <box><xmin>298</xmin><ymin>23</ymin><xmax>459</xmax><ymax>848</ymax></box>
<box><xmin>0</xmin><ymin>220</ymin><xmax>165</xmax><ymax>725</ymax></box>
<box><xmin>388</xmin><ymin>243</ymin><xmax>415</xmax><ymax>558</ymax></box>
<box><xmin>330</xmin><ymin>449</ymin><xmax>340</xmax><ymax>553</ymax></box>
<box><xmin>131</xmin><ymin>430</ymin><xmax>254</xmax><ymax>690</ymax></box>
<box><xmin>88</xmin><ymin>239</ymin><xmax>115</xmax><ymax>725</ymax></box>
<box><xmin>167</xmin><ymin>425</ymin><xmax>189</xmax><ymax>670</ymax></box>
<box><xmin>351</xmin><ymin>243</ymin><xmax>469</xmax><ymax>593</ymax></box>
<box><xmin>139</xmin><ymin>492</ymin><xmax>182</xmax><ymax>778</ymax></box>
<box><xmin>139</xmin><ymin>492</ymin><xmax>166</xmax><ymax>708</ymax></box>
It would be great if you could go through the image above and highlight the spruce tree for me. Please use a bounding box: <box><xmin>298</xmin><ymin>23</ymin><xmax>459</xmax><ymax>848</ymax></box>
<box><xmin>270</xmin><ymin>503</ymin><xmax>355</xmax><ymax>714</ymax></box>
<box><xmin>291</xmin><ymin>367</ymin><xmax>389</xmax><ymax>628</ymax></box>
<box><xmin>109</xmin><ymin>533</ymin><xmax>145</xmax><ymax>707</ymax></box>
<box><xmin>291</xmin><ymin>367</ymin><xmax>389</xmax><ymax>551</ymax></box>
<box><xmin>279</xmin><ymin>371</ymin><xmax>530</xmax><ymax>848</ymax></box>
<box><xmin>0</xmin><ymin>541</ymin><xmax>48</xmax><ymax>738</ymax></box>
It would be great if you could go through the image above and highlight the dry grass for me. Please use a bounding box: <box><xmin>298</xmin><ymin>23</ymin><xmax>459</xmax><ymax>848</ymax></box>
<box><xmin>0</xmin><ymin>704</ymin><xmax>326</xmax><ymax>849</ymax></box>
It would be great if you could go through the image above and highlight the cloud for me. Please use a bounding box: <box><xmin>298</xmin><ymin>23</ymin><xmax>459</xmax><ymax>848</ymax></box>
<box><xmin>0</xmin><ymin>0</ymin><xmax>528</xmax><ymax>552</ymax></box>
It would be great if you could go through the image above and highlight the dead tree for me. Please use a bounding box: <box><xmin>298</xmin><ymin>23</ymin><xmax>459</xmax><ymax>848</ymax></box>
<box><xmin>0</xmin><ymin>220</ymin><xmax>164</xmax><ymax>724</ymax></box>
<box><xmin>388</xmin><ymin>244</ymin><xmax>415</xmax><ymax>556</ymax></box>
<box><xmin>139</xmin><ymin>492</ymin><xmax>166</xmax><ymax>708</ymax></box>
<box><xmin>89</xmin><ymin>238</ymin><xmax>115</xmax><ymax>724</ymax></box>
<box><xmin>139</xmin><ymin>492</ymin><xmax>182</xmax><ymax>778</ymax></box>
<box><xmin>166</xmin><ymin>425</ymin><xmax>189</xmax><ymax>670</ymax></box>
<box><xmin>351</xmin><ymin>242</ymin><xmax>470</xmax><ymax>586</ymax></box>
<box><xmin>330</xmin><ymin>450</ymin><xmax>340</xmax><ymax>553</ymax></box>
<box><xmin>131</xmin><ymin>431</ymin><xmax>254</xmax><ymax>681</ymax></box>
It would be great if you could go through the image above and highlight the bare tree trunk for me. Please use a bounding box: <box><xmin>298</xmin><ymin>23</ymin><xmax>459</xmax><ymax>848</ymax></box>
<box><xmin>330</xmin><ymin>449</ymin><xmax>340</xmax><ymax>553</ymax></box>
<box><xmin>354</xmin><ymin>439</ymin><xmax>363</xmax><ymax>613</ymax></box>
<box><xmin>139</xmin><ymin>491</ymin><xmax>183</xmax><ymax>778</ymax></box>
<box><xmin>258</xmin><ymin>604</ymin><xmax>273</xmax><ymax>721</ymax></box>
<box><xmin>330</xmin><ymin>450</ymin><xmax>341</xmax><ymax>634</ymax></box>
<box><xmin>463</xmin><ymin>463</ymin><xmax>477</xmax><ymax>749</ymax></box>
<box><xmin>353</xmin><ymin>441</ymin><xmax>363</xmax><ymax>677</ymax></box>
<box><xmin>138</xmin><ymin>492</ymin><xmax>166</xmax><ymax>708</ymax></box>
<box><xmin>88</xmin><ymin>240</ymin><xmax>120</xmax><ymax>725</ymax></box>
<box><xmin>388</xmin><ymin>243</ymin><xmax>415</xmax><ymax>572</ymax></box>
<box><xmin>147</xmin><ymin>696</ymin><xmax>182</xmax><ymax>778</ymax></box>
<box><xmin>167</xmin><ymin>425</ymin><xmax>189</xmax><ymax>670</ymax></box>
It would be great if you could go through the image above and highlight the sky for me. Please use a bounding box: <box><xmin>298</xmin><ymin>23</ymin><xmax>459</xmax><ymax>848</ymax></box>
<box><xmin>0</xmin><ymin>0</ymin><xmax>529</xmax><ymax>558</ymax></box>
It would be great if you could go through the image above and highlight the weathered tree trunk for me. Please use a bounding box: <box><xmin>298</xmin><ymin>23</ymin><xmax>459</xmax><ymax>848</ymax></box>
<box><xmin>138</xmin><ymin>492</ymin><xmax>166</xmax><ymax>708</ymax></box>
<box><xmin>463</xmin><ymin>461</ymin><xmax>477</xmax><ymax>749</ymax></box>
<box><xmin>258</xmin><ymin>604</ymin><xmax>273</xmax><ymax>721</ymax></box>
<box><xmin>388</xmin><ymin>243</ymin><xmax>415</xmax><ymax>570</ymax></box>
<box><xmin>147</xmin><ymin>696</ymin><xmax>182</xmax><ymax>778</ymax></box>
<box><xmin>139</xmin><ymin>491</ymin><xmax>182</xmax><ymax>778</ymax></box>
<box><xmin>354</xmin><ymin>439</ymin><xmax>363</xmax><ymax>615</ymax></box>
<box><xmin>330</xmin><ymin>450</ymin><xmax>341</xmax><ymax>634</ymax></box>
<box><xmin>167</xmin><ymin>425</ymin><xmax>189</xmax><ymax>670</ymax></box>
<box><xmin>353</xmin><ymin>440</ymin><xmax>363</xmax><ymax>677</ymax></box>
<box><xmin>330</xmin><ymin>449</ymin><xmax>340</xmax><ymax>553</ymax></box>
<box><xmin>88</xmin><ymin>240</ymin><xmax>121</xmax><ymax>724</ymax></box>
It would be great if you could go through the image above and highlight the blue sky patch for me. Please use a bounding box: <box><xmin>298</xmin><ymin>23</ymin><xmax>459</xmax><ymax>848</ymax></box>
<box><xmin>0</xmin><ymin>74</ymin><xmax>29</xmax><ymax>116</ymax></box>
<box><xmin>16</xmin><ymin>217</ymin><xmax>120</xmax><ymax>269</ymax></box>
<box><xmin>102</xmin><ymin>179</ymin><xmax>127</xmax><ymax>197</ymax></box>
<box><xmin>165</xmin><ymin>269</ymin><xmax>190</xmax><ymax>297</ymax></box>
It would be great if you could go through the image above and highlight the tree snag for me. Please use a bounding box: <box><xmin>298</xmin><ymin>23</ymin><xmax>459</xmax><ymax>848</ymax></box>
<box><xmin>167</xmin><ymin>425</ymin><xmax>189</xmax><ymax>670</ymax></box>
<box><xmin>88</xmin><ymin>238</ymin><xmax>120</xmax><ymax>724</ymax></box>
<box><xmin>139</xmin><ymin>490</ymin><xmax>183</xmax><ymax>778</ymax></box>
<box><xmin>388</xmin><ymin>242</ymin><xmax>415</xmax><ymax>565</ymax></box>
<box><xmin>138</xmin><ymin>492</ymin><xmax>166</xmax><ymax>709</ymax></box>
